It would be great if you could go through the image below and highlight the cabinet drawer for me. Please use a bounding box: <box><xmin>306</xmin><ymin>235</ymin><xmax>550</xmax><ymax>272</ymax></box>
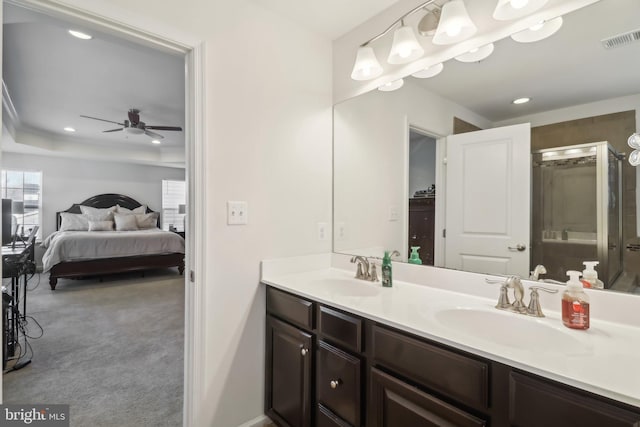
<box><xmin>317</xmin><ymin>340</ymin><xmax>362</xmax><ymax>426</ymax></box>
<box><xmin>317</xmin><ymin>404</ymin><xmax>352</xmax><ymax>427</ymax></box>
<box><xmin>318</xmin><ymin>305</ymin><xmax>362</xmax><ymax>352</ymax></box>
<box><xmin>509</xmin><ymin>371</ymin><xmax>640</xmax><ymax>427</ymax></box>
<box><xmin>267</xmin><ymin>287</ymin><xmax>315</xmax><ymax>331</ymax></box>
<box><xmin>372</xmin><ymin>325</ymin><xmax>489</xmax><ymax>411</ymax></box>
<box><xmin>370</xmin><ymin>367</ymin><xmax>486</xmax><ymax>427</ymax></box>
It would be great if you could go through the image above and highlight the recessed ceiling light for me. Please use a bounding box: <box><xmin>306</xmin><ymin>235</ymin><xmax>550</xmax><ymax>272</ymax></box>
<box><xmin>378</xmin><ymin>79</ymin><xmax>404</xmax><ymax>92</ymax></box>
<box><xmin>512</xmin><ymin>97</ymin><xmax>531</xmax><ymax>105</ymax></box>
<box><xmin>412</xmin><ymin>63</ymin><xmax>444</xmax><ymax>79</ymax></box>
<box><xmin>151</xmin><ymin>140</ymin><xmax>162</xmax><ymax>145</ymax></box>
<box><xmin>63</xmin><ymin>127</ymin><xmax>76</xmax><ymax>132</ymax></box>
<box><xmin>68</xmin><ymin>30</ymin><xmax>93</xmax><ymax>40</ymax></box>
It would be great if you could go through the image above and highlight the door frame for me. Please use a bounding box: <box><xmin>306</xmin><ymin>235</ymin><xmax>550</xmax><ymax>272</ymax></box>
<box><xmin>0</xmin><ymin>1</ymin><xmax>207</xmax><ymax>425</ymax></box>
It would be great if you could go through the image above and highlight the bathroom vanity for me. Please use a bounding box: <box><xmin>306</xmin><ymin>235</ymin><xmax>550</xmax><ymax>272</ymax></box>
<box><xmin>262</xmin><ymin>255</ymin><xmax>640</xmax><ymax>427</ymax></box>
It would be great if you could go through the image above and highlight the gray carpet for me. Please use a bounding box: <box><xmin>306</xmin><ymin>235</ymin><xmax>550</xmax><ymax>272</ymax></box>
<box><xmin>3</xmin><ymin>270</ymin><xmax>184</xmax><ymax>427</ymax></box>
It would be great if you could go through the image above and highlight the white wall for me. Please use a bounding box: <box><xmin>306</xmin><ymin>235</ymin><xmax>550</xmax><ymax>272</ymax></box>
<box><xmin>37</xmin><ymin>1</ymin><xmax>334</xmax><ymax>426</ymax></box>
<box><xmin>409</xmin><ymin>133</ymin><xmax>436</xmax><ymax>198</ymax></box>
<box><xmin>1</xmin><ymin>151</ymin><xmax>185</xmax><ymax>265</ymax></box>
<box><xmin>334</xmin><ymin>79</ymin><xmax>491</xmax><ymax>260</ymax></box>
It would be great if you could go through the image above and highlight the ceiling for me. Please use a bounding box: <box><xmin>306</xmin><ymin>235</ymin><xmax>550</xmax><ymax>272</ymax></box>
<box><xmin>2</xmin><ymin>4</ymin><xmax>185</xmax><ymax>167</ymax></box>
<box><xmin>250</xmin><ymin>0</ymin><xmax>401</xmax><ymax>40</ymax></box>
<box><xmin>407</xmin><ymin>0</ymin><xmax>640</xmax><ymax>122</ymax></box>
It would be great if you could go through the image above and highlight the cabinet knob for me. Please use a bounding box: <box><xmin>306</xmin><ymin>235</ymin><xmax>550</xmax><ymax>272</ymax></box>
<box><xmin>330</xmin><ymin>379</ymin><xmax>341</xmax><ymax>389</ymax></box>
<box><xmin>300</xmin><ymin>348</ymin><xmax>308</xmax><ymax>356</ymax></box>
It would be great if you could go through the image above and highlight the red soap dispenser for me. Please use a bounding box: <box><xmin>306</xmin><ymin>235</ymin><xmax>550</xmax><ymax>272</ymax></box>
<box><xmin>562</xmin><ymin>270</ymin><xmax>590</xmax><ymax>330</ymax></box>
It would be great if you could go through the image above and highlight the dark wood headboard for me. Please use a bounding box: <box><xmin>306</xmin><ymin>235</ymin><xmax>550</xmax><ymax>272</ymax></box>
<box><xmin>56</xmin><ymin>193</ymin><xmax>160</xmax><ymax>230</ymax></box>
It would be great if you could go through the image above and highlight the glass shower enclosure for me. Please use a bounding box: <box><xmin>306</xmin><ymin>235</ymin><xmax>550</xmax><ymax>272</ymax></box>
<box><xmin>531</xmin><ymin>141</ymin><xmax>623</xmax><ymax>287</ymax></box>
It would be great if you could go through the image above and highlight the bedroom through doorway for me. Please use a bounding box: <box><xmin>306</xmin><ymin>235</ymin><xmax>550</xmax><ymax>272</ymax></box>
<box><xmin>0</xmin><ymin>1</ymin><xmax>197</xmax><ymax>425</ymax></box>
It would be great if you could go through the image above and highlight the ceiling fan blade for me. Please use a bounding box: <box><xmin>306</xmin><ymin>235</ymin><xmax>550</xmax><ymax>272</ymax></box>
<box><xmin>80</xmin><ymin>115</ymin><xmax>124</xmax><ymax>126</ymax></box>
<box><xmin>145</xmin><ymin>126</ymin><xmax>183</xmax><ymax>131</ymax></box>
<box><xmin>128</xmin><ymin>109</ymin><xmax>140</xmax><ymax>125</ymax></box>
<box><xmin>103</xmin><ymin>128</ymin><xmax>124</xmax><ymax>133</ymax></box>
<box><xmin>145</xmin><ymin>130</ymin><xmax>164</xmax><ymax>139</ymax></box>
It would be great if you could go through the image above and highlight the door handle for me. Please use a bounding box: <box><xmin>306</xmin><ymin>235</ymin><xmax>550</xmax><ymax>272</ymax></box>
<box><xmin>508</xmin><ymin>244</ymin><xmax>526</xmax><ymax>252</ymax></box>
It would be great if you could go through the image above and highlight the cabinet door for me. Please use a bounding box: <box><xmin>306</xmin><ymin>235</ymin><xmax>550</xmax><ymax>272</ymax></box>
<box><xmin>370</xmin><ymin>368</ymin><xmax>486</xmax><ymax>427</ymax></box>
<box><xmin>510</xmin><ymin>372</ymin><xmax>640</xmax><ymax>427</ymax></box>
<box><xmin>266</xmin><ymin>316</ymin><xmax>313</xmax><ymax>427</ymax></box>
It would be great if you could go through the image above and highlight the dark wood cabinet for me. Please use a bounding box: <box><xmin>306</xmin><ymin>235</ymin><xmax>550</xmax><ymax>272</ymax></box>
<box><xmin>408</xmin><ymin>198</ymin><xmax>435</xmax><ymax>265</ymax></box>
<box><xmin>370</xmin><ymin>368</ymin><xmax>486</xmax><ymax>427</ymax></box>
<box><xmin>266</xmin><ymin>315</ymin><xmax>314</xmax><ymax>427</ymax></box>
<box><xmin>265</xmin><ymin>286</ymin><xmax>640</xmax><ymax>427</ymax></box>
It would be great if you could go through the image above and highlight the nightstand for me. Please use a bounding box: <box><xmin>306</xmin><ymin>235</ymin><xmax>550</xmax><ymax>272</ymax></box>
<box><xmin>172</xmin><ymin>231</ymin><xmax>185</xmax><ymax>239</ymax></box>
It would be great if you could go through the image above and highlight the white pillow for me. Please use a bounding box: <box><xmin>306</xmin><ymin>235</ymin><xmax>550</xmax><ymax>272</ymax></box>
<box><xmin>135</xmin><ymin>212</ymin><xmax>159</xmax><ymax>229</ymax></box>
<box><xmin>114</xmin><ymin>213</ymin><xmax>139</xmax><ymax>231</ymax></box>
<box><xmin>60</xmin><ymin>212</ymin><xmax>89</xmax><ymax>231</ymax></box>
<box><xmin>116</xmin><ymin>205</ymin><xmax>147</xmax><ymax>215</ymax></box>
<box><xmin>80</xmin><ymin>205</ymin><xmax>117</xmax><ymax>221</ymax></box>
<box><xmin>88</xmin><ymin>220</ymin><xmax>114</xmax><ymax>231</ymax></box>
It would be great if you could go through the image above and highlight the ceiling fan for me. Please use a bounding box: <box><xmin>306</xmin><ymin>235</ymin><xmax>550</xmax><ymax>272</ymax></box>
<box><xmin>80</xmin><ymin>108</ymin><xmax>182</xmax><ymax>139</ymax></box>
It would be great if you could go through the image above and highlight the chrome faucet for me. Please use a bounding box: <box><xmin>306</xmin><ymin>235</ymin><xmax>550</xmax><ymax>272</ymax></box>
<box><xmin>350</xmin><ymin>256</ymin><xmax>371</xmax><ymax>281</ymax></box>
<box><xmin>486</xmin><ymin>275</ymin><xmax>558</xmax><ymax>317</ymax></box>
<box><xmin>529</xmin><ymin>264</ymin><xmax>547</xmax><ymax>281</ymax></box>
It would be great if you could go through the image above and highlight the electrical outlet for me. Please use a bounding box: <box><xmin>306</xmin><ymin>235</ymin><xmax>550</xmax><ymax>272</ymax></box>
<box><xmin>336</xmin><ymin>222</ymin><xmax>346</xmax><ymax>241</ymax></box>
<box><xmin>227</xmin><ymin>201</ymin><xmax>248</xmax><ymax>225</ymax></box>
<box><xmin>317</xmin><ymin>222</ymin><xmax>329</xmax><ymax>241</ymax></box>
<box><xmin>389</xmin><ymin>205</ymin><xmax>399</xmax><ymax>221</ymax></box>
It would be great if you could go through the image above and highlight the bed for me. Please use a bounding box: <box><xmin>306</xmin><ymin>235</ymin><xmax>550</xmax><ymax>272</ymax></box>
<box><xmin>43</xmin><ymin>194</ymin><xmax>185</xmax><ymax>290</ymax></box>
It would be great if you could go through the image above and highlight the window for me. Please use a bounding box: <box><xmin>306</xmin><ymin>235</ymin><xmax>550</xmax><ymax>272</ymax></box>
<box><xmin>1</xmin><ymin>170</ymin><xmax>43</xmax><ymax>239</ymax></box>
<box><xmin>162</xmin><ymin>180</ymin><xmax>186</xmax><ymax>232</ymax></box>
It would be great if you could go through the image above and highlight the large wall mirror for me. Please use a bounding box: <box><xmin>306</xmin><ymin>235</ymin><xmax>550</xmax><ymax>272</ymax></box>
<box><xmin>333</xmin><ymin>0</ymin><xmax>640</xmax><ymax>293</ymax></box>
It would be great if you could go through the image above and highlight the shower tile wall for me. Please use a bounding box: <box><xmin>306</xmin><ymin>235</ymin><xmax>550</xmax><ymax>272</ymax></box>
<box><xmin>531</xmin><ymin>110</ymin><xmax>639</xmax><ymax>279</ymax></box>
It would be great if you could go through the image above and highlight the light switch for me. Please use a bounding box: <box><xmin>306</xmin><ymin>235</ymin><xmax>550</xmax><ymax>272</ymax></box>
<box><xmin>227</xmin><ymin>201</ymin><xmax>248</xmax><ymax>225</ymax></box>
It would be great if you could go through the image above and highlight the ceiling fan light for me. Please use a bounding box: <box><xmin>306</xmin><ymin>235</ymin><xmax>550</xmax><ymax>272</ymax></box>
<box><xmin>455</xmin><ymin>43</ymin><xmax>495</xmax><ymax>62</ymax></box>
<box><xmin>151</xmin><ymin>139</ymin><xmax>162</xmax><ymax>145</ymax></box>
<box><xmin>511</xmin><ymin>17</ymin><xmax>563</xmax><ymax>43</ymax></box>
<box><xmin>351</xmin><ymin>46</ymin><xmax>383</xmax><ymax>81</ymax></box>
<box><xmin>493</xmin><ymin>0</ymin><xmax>549</xmax><ymax>20</ymax></box>
<box><xmin>378</xmin><ymin>79</ymin><xmax>404</xmax><ymax>92</ymax></box>
<box><xmin>433</xmin><ymin>0</ymin><xmax>477</xmax><ymax>45</ymax></box>
<box><xmin>388</xmin><ymin>25</ymin><xmax>424</xmax><ymax>64</ymax></box>
<box><xmin>418</xmin><ymin>9</ymin><xmax>441</xmax><ymax>37</ymax></box>
<box><xmin>411</xmin><ymin>62</ymin><xmax>444</xmax><ymax>78</ymax></box>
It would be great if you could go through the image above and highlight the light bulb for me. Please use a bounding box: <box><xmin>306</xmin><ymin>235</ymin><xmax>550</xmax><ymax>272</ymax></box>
<box><xmin>629</xmin><ymin>150</ymin><xmax>640</xmax><ymax>166</ymax></box>
<box><xmin>446</xmin><ymin>25</ymin><xmax>462</xmax><ymax>37</ymax></box>
<box><xmin>628</xmin><ymin>133</ymin><xmax>640</xmax><ymax>149</ymax></box>
<box><xmin>510</xmin><ymin>0</ymin><xmax>529</xmax><ymax>9</ymax></box>
<box><xmin>399</xmin><ymin>48</ymin><xmax>412</xmax><ymax>58</ymax></box>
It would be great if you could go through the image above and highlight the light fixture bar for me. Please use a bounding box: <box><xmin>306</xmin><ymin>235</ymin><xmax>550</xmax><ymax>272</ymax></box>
<box><xmin>361</xmin><ymin>0</ymin><xmax>441</xmax><ymax>47</ymax></box>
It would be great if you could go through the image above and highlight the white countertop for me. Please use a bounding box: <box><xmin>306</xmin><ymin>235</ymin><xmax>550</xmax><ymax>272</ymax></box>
<box><xmin>261</xmin><ymin>254</ymin><xmax>640</xmax><ymax>409</ymax></box>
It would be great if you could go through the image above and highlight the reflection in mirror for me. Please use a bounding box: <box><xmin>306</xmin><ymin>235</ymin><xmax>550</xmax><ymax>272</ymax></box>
<box><xmin>333</xmin><ymin>0</ymin><xmax>640</xmax><ymax>294</ymax></box>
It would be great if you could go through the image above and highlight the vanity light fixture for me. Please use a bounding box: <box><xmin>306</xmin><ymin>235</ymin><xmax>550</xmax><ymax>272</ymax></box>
<box><xmin>512</xmin><ymin>97</ymin><xmax>531</xmax><ymax>104</ymax></box>
<box><xmin>151</xmin><ymin>139</ymin><xmax>162</xmax><ymax>145</ymax></box>
<box><xmin>493</xmin><ymin>0</ymin><xmax>549</xmax><ymax>21</ymax></box>
<box><xmin>628</xmin><ymin>133</ymin><xmax>640</xmax><ymax>166</ymax></box>
<box><xmin>411</xmin><ymin>62</ymin><xmax>444</xmax><ymax>78</ymax></box>
<box><xmin>455</xmin><ymin>43</ymin><xmax>495</xmax><ymax>62</ymax></box>
<box><xmin>68</xmin><ymin>29</ymin><xmax>93</xmax><ymax>40</ymax></box>
<box><xmin>432</xmin><ymin>0</ymin><xmax>477</xmax><ymax>45</ymax></box>
<box><xmin>351</xmin><ymin>46</ymin><xmax>384</xmax><ymax>80</ymax></box>
<box><xmin>388</xmin><ymin>22</ymin><xmax>425</xmax><ymax>64</ymax></box>
<box><xmin>511</xmin><ymin>16</ymin><xmax>563</xmax><ymax>43</ymax></box>
<box><xmin>418</xmin><ymin>8</ymin><xmax>441</xmax><ymax>36</ymax></box>
<box><xmin>63</xmin><ymin>127</ymin><xmax>76</xmax><ymax>132</ymax></box>
<box><xmin>378</xmin><ymin>79</ymin><xmax>404</xmax><ymax>92</ymax></box>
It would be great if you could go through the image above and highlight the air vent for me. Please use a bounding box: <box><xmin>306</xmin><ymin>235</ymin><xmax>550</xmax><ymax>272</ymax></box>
<box><xmin>601</xmin><ymin>29</ymin><xmax>640</xmax><ymax>49</ymax></box>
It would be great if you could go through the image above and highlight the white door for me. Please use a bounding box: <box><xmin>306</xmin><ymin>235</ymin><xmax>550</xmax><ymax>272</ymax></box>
<box><xmin>445</xmin><ymin>123</ymin><xmax>530</xmax><ymax>276</ymax></box>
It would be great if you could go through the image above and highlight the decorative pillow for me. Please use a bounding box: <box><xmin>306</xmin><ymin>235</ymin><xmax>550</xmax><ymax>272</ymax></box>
<box><xmin>114</xmin><ymin>213</ymin><xmax>139</xmax><ymax>231</ymax></box>
<box><xmin>135</xmin><ymin>212</ymin><xmax>159</xmax><ymax>229</ymax></box>
<box><xmin>59</xmin><ymin>212</ymin><xmax>89</xmax><ymax>231</ymax></box>
<box><xmin>88</xmin><ymin>220</ymin><xmax>114</xmax><ymax>231</ymax></box>
<box><xmin>116</xmin><ymin>205</ymin><xmax>147</xmax><ymax>215</ymax></box>
<box><xmin>80</xmin><ymin>205</ymin><xmax>117</xmax><ymax>221</ymax></box>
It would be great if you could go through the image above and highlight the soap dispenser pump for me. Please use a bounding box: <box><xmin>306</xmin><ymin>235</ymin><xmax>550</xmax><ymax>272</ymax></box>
<box><xmin>381</xmin><ymin>251</ymin><xmax>393</xmax><ymax>288</ymax></box>
<box><xmin>562</xmin><ymin>270</ymin><xmax>590</xmax><ymax>330</ymax></box>
<box><xmin>582</xmin><ymin>261</ymin><xmax>604</xmax><ymax>289</ymax></box>
<box><xmin>408</xmin><ymin>246</ymin><xmax>422</xmax><ymax>265</ymax></box>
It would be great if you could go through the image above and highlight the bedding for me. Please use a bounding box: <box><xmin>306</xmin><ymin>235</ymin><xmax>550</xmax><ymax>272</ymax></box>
<box><xmin>41</xmin><ymin>228</ymin><xmax>185</xmax><ymax>273</ymax></box>
<box><xmin>114</xmin><ymin>214</ymin><xmax>138</xmax><ymax>231</ymax></box>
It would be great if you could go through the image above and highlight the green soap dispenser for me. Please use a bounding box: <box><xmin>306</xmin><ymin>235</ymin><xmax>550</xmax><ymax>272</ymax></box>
<box><xmin>408</xmin><ymin>246</ymin><xmax>422</xmax><ymax>265</ymax></box>
<box><xmin>382</xmin><ymin>251</ymin><xmax>393</xmax><ymax>287</ymax></box>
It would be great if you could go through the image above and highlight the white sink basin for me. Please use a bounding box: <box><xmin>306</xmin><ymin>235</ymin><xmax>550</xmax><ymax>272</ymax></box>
<box><xmin>434</xmin><ymin>308</ymin><xmax>588</xmax><ymax>354</ymax></box>
<box><xmin>312</xmin><ymin>278</ymin><xmax>381</xmax><ymax>297</ymax></box>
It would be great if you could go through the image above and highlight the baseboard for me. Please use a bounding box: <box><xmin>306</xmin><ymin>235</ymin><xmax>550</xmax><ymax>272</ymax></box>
<box><xmin>237</xmin><ymin>414</ymin><xmax>271</xmax><ymax>427</ymax></box>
